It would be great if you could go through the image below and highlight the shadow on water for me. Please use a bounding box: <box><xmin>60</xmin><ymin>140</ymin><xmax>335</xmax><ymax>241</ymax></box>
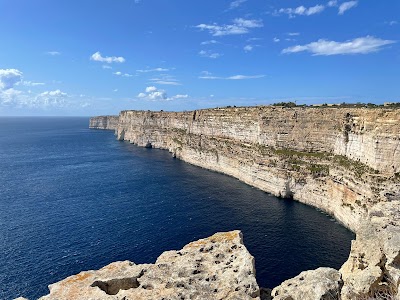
<box><xmin>0</xmin><ymin>118</ymin><xmax>355</xmax><ymax>299</ymax></box>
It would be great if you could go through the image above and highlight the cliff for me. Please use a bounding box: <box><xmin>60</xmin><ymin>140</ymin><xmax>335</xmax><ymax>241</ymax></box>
<box><xmin>89</xmin><ymin>115</ymin><xmax>119</xmax><ymax>130</ymax></box>
<box><xmin>22</xmin><ymin>106</ymin><xmax>399</xmax><ymax>299</ymax></box>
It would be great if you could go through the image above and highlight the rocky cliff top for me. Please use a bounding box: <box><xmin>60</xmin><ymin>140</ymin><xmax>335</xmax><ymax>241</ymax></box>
<box><xmin>37</xmin><ymin>231</ymin><xmax>260</xmax><ymax>300</ymax></box>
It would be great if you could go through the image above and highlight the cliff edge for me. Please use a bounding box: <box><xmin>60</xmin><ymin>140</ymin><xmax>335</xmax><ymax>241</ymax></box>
<box><xmin>20</xmin><ymin>106</ymin><xmax>399</xmax><ymax>299</ymax></box>
<box><xmin>88</xmin><ymin>106</ymin><xmax>399</xmax><ymax>299</ymax></box>
<box><xmin>37</xmin><ymin>231</ymin><xmax>260</xmax><ymax>300</ymax></box>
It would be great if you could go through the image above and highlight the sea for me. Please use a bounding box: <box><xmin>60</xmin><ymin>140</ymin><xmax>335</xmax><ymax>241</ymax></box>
<box><xmin>0</xmin><ymin>117</ymin><xmax>355</xmax><ymax>300</ymax></box>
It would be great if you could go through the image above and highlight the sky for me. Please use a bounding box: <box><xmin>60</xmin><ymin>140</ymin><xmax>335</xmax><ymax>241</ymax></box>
<box><xmin>0</xmin><ymin>0</ymin><xmax>399</xmax><ymax>116</ymax></box>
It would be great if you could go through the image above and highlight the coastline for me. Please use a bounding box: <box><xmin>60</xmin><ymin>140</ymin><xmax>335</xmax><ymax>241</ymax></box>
<box><xmin>87</xmin><ymin>106</ymin><xmax>400</xmax><ymax>299</ymax></box>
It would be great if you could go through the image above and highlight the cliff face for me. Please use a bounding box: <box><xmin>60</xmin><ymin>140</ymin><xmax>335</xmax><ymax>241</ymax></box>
<box><xmin>110</xmin><ymin>106</ymin><xmax>400</xmax><ymax>299</ymax></box>
<box><xmin>89</xmin><ymin>116</ymin><xmax>119</xmax><ymax>130</ymax></box>
<box><xmin>69</xmin><ymin>106</ymin><xmax>400</xmax><ymax>300</ymax></box>
<box><xmin>114</xmin><ymin>107</ymin><xmax>400</xmax><ymax>232</ymax></box>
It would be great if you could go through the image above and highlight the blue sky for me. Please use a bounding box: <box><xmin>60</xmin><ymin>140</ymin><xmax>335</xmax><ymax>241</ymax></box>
<box><xmin>0</xmin><ymin>0</ymin><xmax>399</xmax><ymax>116</ymax></box>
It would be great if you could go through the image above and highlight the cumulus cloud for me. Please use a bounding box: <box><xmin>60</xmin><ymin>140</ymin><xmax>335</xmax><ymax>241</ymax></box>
<box><xmin>137</xmin><ymin>86</ymin><xmax>167</xmax><ymax>100</ymax></box>
<box><xmin>0</xmin><ymin>88</ymin><xmax>23</xmax><ymax>106</ymax></box>
<box><xmin>90</xmin><ymin>51</ymin><xmax>125</xmax><ymax>63</ymax></box>
<box><xmin>282</xmin><ymin>36</ymin><xmax>396</xmax><ymax>55</ymax></box>
<box><xmin>273</xmin><ymin>37</ymin><xmax>281</xmax><ymax>43</ymax></box>
<box><xmin>196</xmin><ymin>18</ymin><xmax>263</xmax><ymax>36</ymax></box>
<box><xmin>137</xmin><ymin>86</ymin><xmax>188</xmax><ymax>101</ymax></box>
<box><xmin>199</xmin><ymin>50</ymin><xmax>221</xmax><ymax>59</ymax></box>
<box><xmin>277</xmin><ymin>4</ymin><xmax>325</xmax><ymax>17</ymax></box>
<box><xmin>338</xmin><ymin>1</ymin><xmax>358</xmax><ymax>15</ymax></box>
<box><xmin>34</xmin><ymin>90</ymin><xmax>68</xmax><ymax>107</ymax></box>
<box><xmin>0</xmin><ymin>69</ymin><xmax>23</xmax><ymax>90</ymax></box>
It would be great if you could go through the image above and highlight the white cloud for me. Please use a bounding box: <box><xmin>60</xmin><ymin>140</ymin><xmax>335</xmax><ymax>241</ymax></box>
<box><xmin>171</xmin><ymin>94</ymin><xmax>189</xmax><ymax>99</ymax></box>
<box><xmin>137</xmin><ymin>86</ymin><xmax>188</xmax><ymax>101</ymax></box>
<box><xmin>244</xmin><ymin>45</ymin><xmax>253</xmax><ymax>52</ymax></box>
<box><xmin>338</xmin><ymin>1</ymin><xmax>358</xmax><ymax>15</ymax></box>
<box><xmin>32</xmin><ymin>90</ymin><xmax>68</xmax><ymax>108</ymax></box>
<box><xmin>145</xmin><ymin>86</ymin><xmax>158</xmax><ymax>93</ymax></box>
<box><xmin>199</xmin><ymin>73</ymin><xmax>265</xmax><ymax>80</ymax></box>
<box><xmin>46</xmin><ymin>51</ymin><xmax>61</xmax><ymax>56</ymax></box>
<box><xmin>136</xmin><ymin>68</ymin><xmax>169</xmax><ymax>73</ymax></box>
<box><xmin>227</xmin><ymin>75</ymin><xmax>265</xmax><ymax>80</ymax></box>
<box><xmin>196</xmin><ymin>18</ymin><xmax>263</xmax><ymax>36</ymax></box>
<box><xmin>113</xmin><ymin>71</ymin><xmax>133</xmax><ymax>77</ymax></box>
<box><xmin>199</xmin><ymin>50</ymin><xmax>221</xmax><ymax>59</ymax></box>
<box><xmin>152</xmin><ymin>81</ymin><xmax>181</xmax><ymax>86</ymax></box>
<box><xmin>21</xmin><ymin>81</ymin><xmax>45</xmax><ymax>87</ymax></box>
<box><xmin>273</xmin><ymin>37</ymin><xmax>281</xmax><ymax>43</ymax></box>
<box><xmin>287</xmin><ymin>32</ymin><xmax>300</xmax><ymax>36</ymax></box>
<box><xmin>90</xmin><ymin>51</ymin><xmax>125</xmax><ymax>63</ymax></box>
<box><xmin>229</xmin><ymin>0</ymin><xmax>247</xmax><ymax>9</ymax></box>
<box><xmin>327</xmin><ymin>0</ymin><xmax>337</xmax><ymax>7</ymax></box>
<box><xmin>282</xmin><ymin>36</ymin><xmax>396</xmax><ymax>55</ymax></box>
<box><xmin>149</xmin><ymin>74</ymin><xmax>181</xmax><ymax>86</ymax></box>
<box><xmin>102</xmin><ymin>65</ymin><xmax>112</xmax><ymax>69</ymax></box>
<box><xmin>0</xmin><ymin>88</ymin><xmax>23</xmax><ymax>106</ymax></box>
<box><xmin>0</xmin><ymin>69</ymin><xmax>23</xmax><ymax>90</ymax></box>
<box><xmin>201</xmin><ymin>40</ymin><xmax>218</xmax><ymax>45</ymax></box>
<box><xmin>277</xmin><ymin>4</ymin><xmax>325</xmax><ymax>17</ymax></box>
<box><xmin>137</xmin><ymin>86</ymin><xmax>167</xmax><ymax>101</ymax></box>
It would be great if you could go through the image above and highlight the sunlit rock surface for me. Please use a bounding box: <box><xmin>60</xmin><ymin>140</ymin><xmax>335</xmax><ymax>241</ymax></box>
<box><xmin>38</xmin><ymin>231</ymin><xmax>260</xmax><ymax>300</ymax></box>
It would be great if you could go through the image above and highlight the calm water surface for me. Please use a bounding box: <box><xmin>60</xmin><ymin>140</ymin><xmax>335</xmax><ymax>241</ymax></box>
<box><xmin>0</xmin><ymin>117</ymin><xmax>355</xmax><ymax>299</ymax></box>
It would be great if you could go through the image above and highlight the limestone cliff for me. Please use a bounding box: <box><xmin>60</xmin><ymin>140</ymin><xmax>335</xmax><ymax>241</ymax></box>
<box><xmin>89</xmin><ymin>106</ymin><xmax>399</xmax><ymax>299</ymax></box>
<box><xmin>89</xmin><ymin>115</ymin><xmax>119</xmax><ymax>130</ymax></box>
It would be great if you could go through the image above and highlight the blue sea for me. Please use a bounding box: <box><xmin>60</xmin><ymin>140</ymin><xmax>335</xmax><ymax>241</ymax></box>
<box><xmin>0</xmin><ymin>117</ymin><xmax>355</xmax><ymax>300</ymax></box>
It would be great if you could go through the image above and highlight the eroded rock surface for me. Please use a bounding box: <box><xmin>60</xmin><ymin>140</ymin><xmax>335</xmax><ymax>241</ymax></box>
<box><xmin>340</xmin><ymin>201</ymin><xmax>400</xmax><ymax>300</ymax></box>
<box><xmin>89</xmin><ymin>115</ymin><xmax>119</xmax><ymax>130</ymax></box>
<box><xmin>38</xmin><ymin>231</ymin><xmax>260</xmax><ymax>300</ymax></box>
<box><xmin>86</xmin><ymin>107</ymin><xmax>400</xmax><ymax>300</ymax></box>
<box><xmin>271</xmin><ymin>268</ymin><xmax>342</xmax><ymax>300</ymax></box>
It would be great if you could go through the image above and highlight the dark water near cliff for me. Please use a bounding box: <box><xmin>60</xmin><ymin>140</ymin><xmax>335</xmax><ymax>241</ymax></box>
<box><xmin>0</xmin><ymin>117</ymin><xmax>355</xmax><ymax>299</ymax></box>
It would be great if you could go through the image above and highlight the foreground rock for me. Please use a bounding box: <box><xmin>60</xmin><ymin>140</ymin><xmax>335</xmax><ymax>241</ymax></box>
<box><xmin>271</xmin><ymin>268</ymin><xmax>342</xmax><ymax>300</ymax></box>
<box><xmin>38</xmin><ymin>231</ymin><xmax>260</xmax><ymax>300</ymax></box>
<box><xmin>340</xmin><ymin>201</ymin><xmax>400</xmax><ymax>300</ymax></box>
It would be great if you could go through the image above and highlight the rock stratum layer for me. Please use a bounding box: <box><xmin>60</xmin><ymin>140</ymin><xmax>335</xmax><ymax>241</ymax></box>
<box><xmin>26</xmin><ymin>107</ymin><xmax>400</xmax><ymax>299</ymax></box>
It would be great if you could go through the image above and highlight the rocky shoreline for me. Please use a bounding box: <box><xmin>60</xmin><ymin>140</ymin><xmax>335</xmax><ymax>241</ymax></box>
<box><xmin>19</xmin><ymin>106</ymin><xmax>399</xmax><ymax>299</ymax></box>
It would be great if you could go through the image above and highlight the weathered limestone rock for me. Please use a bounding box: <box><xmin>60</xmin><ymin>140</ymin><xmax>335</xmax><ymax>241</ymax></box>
<box><xmin>106</xmin><ymin>107</ymin><xmax>400</xmax><ymax>232</ymax></box>
<box><xmin>89</xmin><ymin>115</ymin><xmax>119</xmax><ymax>131</ymax></box>
<box><xmin>38</xmin><ymin>231</ymin><xmax>260</xmax><ymax>300</ymax></box>
<box><xmin>271</xmin><ymin>268</ymin><xmax>342</xmax><ymax>300</ymax></box>
<box><xmin>340</xmin><ymin>201</ymin><xmax>400</xmax><ymax>300</ymax></box>
<box><xmin>84</xmin><ymin>107</ymin><xmax>400</xmax><ymax>300</ymax></box>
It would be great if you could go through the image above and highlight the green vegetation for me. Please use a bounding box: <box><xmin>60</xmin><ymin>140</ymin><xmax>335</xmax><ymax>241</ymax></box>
<box><xmin>271</xmin><ymin>101</ymin><xmax>297</xmax><ymax>107</ymax></box>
